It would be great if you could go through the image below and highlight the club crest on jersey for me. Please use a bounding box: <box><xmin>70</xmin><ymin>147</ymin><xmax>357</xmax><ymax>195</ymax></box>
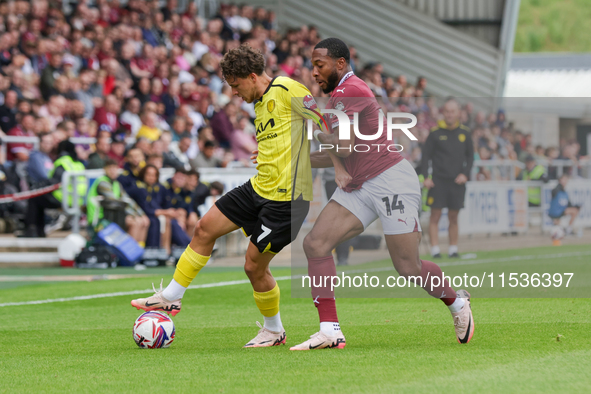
<box><xmin>267</xmin><ymin>99</ymin><xmax>275</xmax><ymax>113</ymax></box>
<box><xmin>458</xmin><ymin>133</ymin><xmax>466</xmax><ymax>142</ymax></box>
<box><xmin>303</xmin><ymin>94</ymin><xmax>317</xmax><ymax>109</ymax></box>
<box><xmin>335</xmin><ymin>101</ymin><xmax>345</xmax><ymax>111</ymax></box>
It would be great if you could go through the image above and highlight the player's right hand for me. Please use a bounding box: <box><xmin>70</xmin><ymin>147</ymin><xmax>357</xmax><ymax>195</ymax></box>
<box><xmin>423</xmin><ymin>178</ymin><xmax>435</xmax><ymax>189</ymax></box>
<box><xmin>250</xmin><ymin>150</ymin><xmax>259</xmax><ymax>164</ymax></box>
<box><xmin>335</xmin><ymin>169</ymin><xmax>352</xmax><ymax>190</ymax></box>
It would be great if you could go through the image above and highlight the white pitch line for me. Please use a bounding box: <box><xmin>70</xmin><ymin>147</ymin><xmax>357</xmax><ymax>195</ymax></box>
<box><xmin>0</xmin><ymin>276</ymin><xmax>291</xmax><ymax>307</ymax></box>
<box><xmin>1</xmin><ymin>250</ymin><xmax>590</xmax><ymax>308</ymax></box>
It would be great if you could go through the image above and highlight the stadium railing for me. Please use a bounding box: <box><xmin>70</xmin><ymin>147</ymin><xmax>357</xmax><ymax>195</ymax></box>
<box><xmin>471</xmin><ymin>159</ymin><xmax>525</xmax><ymax>181</ymax></box>
<box><xmin>61</xmin><ymin>167</ymin><xmax>257</xmax><ymax>256</ymax></box>
<box><xmin>536</xmin><ymin>158</ymin><xmax>591</xmax><ymax>179</ymax></box>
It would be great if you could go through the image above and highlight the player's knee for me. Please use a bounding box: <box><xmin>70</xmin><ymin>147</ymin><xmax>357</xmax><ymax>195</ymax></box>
<box><xmin>244</xmin><ymin>259</ymin><xmax>264</xmax><ymax>279</ymax></box>
<box><xmin>303</xmin><ymin>232</ymin><xmax>330</xmax><ymax>257</ymax></box>
<box><xmin>394</xmin><ymin>258</ymin><xmax>422</xmax><ymax>278</ymax></box>
<box><xmin>192</xmin><ymin>220</ymin><xmax>213</xmax><ymax>242</ymax></box>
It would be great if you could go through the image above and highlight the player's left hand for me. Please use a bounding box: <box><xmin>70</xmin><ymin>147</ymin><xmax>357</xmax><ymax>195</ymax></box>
<box><xmin>455</xmin><ymin>173</ymin><xmax>468</xmax><ymax>184</ymax></box>
<box><xmin>335</xmin><ymin>168</ymin><xmax>352</xmax><ymax>189</ymax></box>
<box><xmin>250</xmin><ymin>150</ymin><xmax>259</xmax><ymax>164</ymax></box>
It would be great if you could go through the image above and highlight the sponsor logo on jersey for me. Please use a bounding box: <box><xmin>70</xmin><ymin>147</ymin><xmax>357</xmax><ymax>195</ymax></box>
<box><xmin>303</xmin><ymin>94</ymin><xmax>317</xmax><ymax>109</ymax></box>
<box><xmin>256</xmin><ymin>118</ymin><xmax>275</xmax><ymax>135</ymax></box>
<box><xmin>256</xmin><ymin>132</ymin><xmax>278</xmax><ymax>142</ymax></box>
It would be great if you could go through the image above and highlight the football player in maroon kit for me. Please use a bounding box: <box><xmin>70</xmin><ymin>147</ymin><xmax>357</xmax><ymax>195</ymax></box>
<box><xmin>290</xmin><ymin>38</ymin><xmax>474</xmax><ymax>350</ymax></box>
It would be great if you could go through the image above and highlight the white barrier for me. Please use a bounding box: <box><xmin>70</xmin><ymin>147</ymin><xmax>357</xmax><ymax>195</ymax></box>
<box><xmin>458</xmin><ymin>182</ymin><xmax>529</xmax><ymax>234</ymax></box>
<box><xmin>198</xmin><ymin>167</ymin><xmax>257</xmax><ymax>191</ymax></box>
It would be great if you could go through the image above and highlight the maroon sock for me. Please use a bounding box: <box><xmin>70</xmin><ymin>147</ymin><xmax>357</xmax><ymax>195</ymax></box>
<box><xmin>420</xmin><ymin>260</ymin><xmax>457</xmax><ymax>306</ymax></box>
<box><xmin>308</xmin><ymin>255</ymin><xmax>339</xmax><ymax>322</ymax></box>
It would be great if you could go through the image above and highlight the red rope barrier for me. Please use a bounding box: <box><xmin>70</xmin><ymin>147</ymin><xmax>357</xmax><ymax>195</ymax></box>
<box><xmin>0</xmin><ymin>183</ymin><xmax>61</xmax><ymax>204</ymax></box>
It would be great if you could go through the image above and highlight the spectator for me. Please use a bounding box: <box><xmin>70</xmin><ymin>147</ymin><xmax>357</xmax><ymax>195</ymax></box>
<box><xmin>7</xmin><ymin>113</ymin><xmax>36</xmax><ymax>163</ymax></box>
<box><xmin>169</xmin><ymin>116</ymin><xmax>187</xmax><ymax>142</ymax></box>
<box><xmin>86</xmin><ymin>158</ymin><xmax>149</xmax><ymax>246</ymax></box>
<box><xmin>93</xmin><ymin>94</ymin><xmax>120</xmax><ymax>132</ymax></box>
<box><xmin>230</xmin><ymin>118</ymin><xmax>257</xmax><ymax>162</ymax></box>
<box><xmin>119</xmin><ymin>98</ymin><xmax>142</xmax><ymax>136</ymax></box>
<box><xmin>128</xmin><ymin>164</ymin><xmax>190</xmax><ymax>252</ymax></box>
<box><xmin>169</xmin><ymin>133</ymin><xmax>192</xmax><ymax>170</ymax></box>
<box><xmin>548</xmin><ymin>174</ymin><xmax>580</xmax><ymax>236</ymax></box>
<box><xmin>161</xmin><ymin>79</ymin><xmax>181</xmax><ymax>119</ymax></box>
<box><xmin>135</xmin><ymin>77</ymin><xmax>152</xmax><ymax>105</ymax></box>
<box><xmin>134</xmin><ymin>137</ymin><xmax>152</xmax><ymax>156</ymax></box>
<box><xmin>191</xmin><ymin>140</ymin><xmax>223</xmax><ymax>169</ymax></box>
<box><xmin>518</xmin><ymin>155</ymin><xmax>548</xmax><ymax>207</ymax></box>
<box><xmin>0</xmin><ymin>90</ymin><xmax>18</xmax><ymax>133</ymax></box>
<box><xmin>164</xmin><ymin>169</ymin><xmax>198</xmax><ymax>236</ymax></box>
<box><xmin>24</xmin><ymin>140</ymin><xmax>87</xmax><ymax>237</ymax></box>
<box><xmin>108</xmin><ymin>133</ymin><xmax>126</xmax><ymax>166</ymax></box>
<box><xmin>147</xmin><ymin>153</ymin><xmax>164</xmax><ymax>169</ymax></box>
<box><xmin>118</xmin><ymin>147</ymin><xmax>145</xmax><ymax>193</ymax></box>
<box><xmin>27</xmin><ymin>132</ymin><xmax>55</xmax><ymax>183</ymax></box>
<box><xmin>196</xmin><ymin>180</ymin><xmax>225</xmax><ymax>217</ymax></box>
<box><xmin>40</xmin><ymin>52</ymin><xmax>63</xmax><ymax>100</ymax></box>
<box><xmin>136</xmin><ymin>111</ymin><xmax>162</xmax><ymax>141</ymax></box>
<box><xmin>185</xmin><ymin>170</ymin><xmax>210</xmax><ymax>217</ymax></box>
<box><xmin>87</xmin><ymin>137</ymin><xmax>111</xmax><ymax>169</ymax></box>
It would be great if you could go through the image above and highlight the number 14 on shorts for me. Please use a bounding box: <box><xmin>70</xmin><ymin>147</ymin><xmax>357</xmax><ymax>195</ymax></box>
<box><xmin>382</xmin><ymin>195</ymin><xmax>405</xmax><ymax>216</ymax></box>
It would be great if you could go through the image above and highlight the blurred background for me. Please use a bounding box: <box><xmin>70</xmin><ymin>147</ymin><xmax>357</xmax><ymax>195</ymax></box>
<box><xmin>0</xmin><ymin>0</ymin><xmax>589</xmax><ymax>269</ymax></box>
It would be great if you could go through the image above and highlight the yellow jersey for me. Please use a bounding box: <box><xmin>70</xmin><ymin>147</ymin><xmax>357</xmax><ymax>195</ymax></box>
<box><xmin>136</xmin><ymin>125</ymin><xmax>161</xmax><ymax>141</ymax></box>
<box><xmin>251</xmin><ymin>76</ymin><xmax>317</xmax><ymax>201</ymax></box>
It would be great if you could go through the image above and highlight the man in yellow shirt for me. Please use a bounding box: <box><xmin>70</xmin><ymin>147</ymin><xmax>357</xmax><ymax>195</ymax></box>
<box><xmin>136</xmin><ymin>111</ymin><xmax>161</xmax><ymax>141</ymax></box>
<box><xmin>132</xmin><ymin>44</ymin><xmax>341</xmax><ymax>348</ymax></box>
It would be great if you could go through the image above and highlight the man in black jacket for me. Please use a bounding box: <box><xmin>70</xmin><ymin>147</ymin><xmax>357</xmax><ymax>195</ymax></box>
<box><xmin>421</xmin><ymin>98</ymin><xmax>474</xmax><ymax>258</ymax></box>
<box><xmin>0</xmin><ymin>90</ymin><xmax>18</xmax><ymax>133</ymax></box>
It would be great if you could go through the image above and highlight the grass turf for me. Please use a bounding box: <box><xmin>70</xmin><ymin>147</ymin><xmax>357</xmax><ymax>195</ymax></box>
<box><xmin>1</xmin><ymin>245</ymin><xmax>591</xmax><ymax>393</ymax></box>
<box><xmin>515</xmin><ymin>0</ymin><xmax>591</xmax><ymax>52</ymax></box>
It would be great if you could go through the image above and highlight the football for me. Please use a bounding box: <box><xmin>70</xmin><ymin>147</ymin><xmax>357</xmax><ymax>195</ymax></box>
<box><xmin>550</xmin><ymin>225</ymin><xmax>565</xmax><ymax>241</ymax></box>
<box><xmin>133</xmin><ymin>311</ymin><xmax>175</xmax><ymax>349</ymax></box>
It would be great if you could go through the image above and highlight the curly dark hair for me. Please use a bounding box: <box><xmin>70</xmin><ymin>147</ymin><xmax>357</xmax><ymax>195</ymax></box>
<box><xmin>220</xmin><ymin>44</ymin><xmax>265</xmax><ymax>80</ymax></box>
<box><xmin>314</xmin><ymin>38</ymin><xmax>350</xmax><ymax>64</ymax></box>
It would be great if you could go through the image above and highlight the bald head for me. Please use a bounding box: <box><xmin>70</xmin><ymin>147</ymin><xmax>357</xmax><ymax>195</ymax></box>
<box><xmin>442</xmin><ymin>99</ymin><xmax>460</xmax><ymax>128</ymax></box>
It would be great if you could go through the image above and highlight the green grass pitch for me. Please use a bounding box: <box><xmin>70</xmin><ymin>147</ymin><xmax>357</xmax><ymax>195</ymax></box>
<box><xmin>1</xmin><ymin>245</ymin><xmax>591</xmax><ymax>393</ymax></box>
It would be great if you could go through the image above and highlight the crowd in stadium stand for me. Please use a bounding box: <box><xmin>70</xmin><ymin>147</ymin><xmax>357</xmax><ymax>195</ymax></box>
<box><xmin>0</xmin><ymin>0</ymin><xmax>585</xmax><ymax>239</ymax></box>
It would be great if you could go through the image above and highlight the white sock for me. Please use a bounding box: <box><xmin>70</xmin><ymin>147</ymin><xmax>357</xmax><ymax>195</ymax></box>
<box><xmin>448</xmin><ymin>245</ymin><xmax>458</xmax><ymax>255</ymax></box>
<box><xmin>431</xmin><ymin>245</ymin><xmax>441</xmax><ymax>256</ymax></box>
<box><xmin>448</xmin><ymin>297</ymin><xmax>465</xmax><ymax>313</ymax></box>
<box><xmin>320</xmin><ymin>321</ymin><xmax>342</xmax><ymax>337</ymax></box>
<box><xmin>263</xmin><ymin>312</ymin><xmax>283</xmax><ymax>332</ymax></box>
<box><xmin>161</xmin><ymin>279</ymin><xmax>187</xmax><ymax>301</ymax></box>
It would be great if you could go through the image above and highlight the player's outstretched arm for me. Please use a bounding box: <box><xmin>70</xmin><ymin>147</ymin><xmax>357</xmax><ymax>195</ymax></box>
<box><xmin>314</xmin><ymin>124</ymin><xmax>352</xmax><ymax>188</ymax></box>
<box><xmin>310</xmin><ymin>150</ymin><xmax>334</xmax><ymax>168</ymax></box>
<box><xmin>315</xmin><ymin>123</ymin><xmax>354</xmax><ymax>159</ymax></box>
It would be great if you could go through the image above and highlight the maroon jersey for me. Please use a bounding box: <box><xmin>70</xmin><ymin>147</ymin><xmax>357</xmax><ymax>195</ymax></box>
<box><xmin>93</xmin><ymin>107</ymin><xmax>119</xmax><ymax>132</ymax></box>
<box><xmin>6</xmin><ymin>125</ymin><xmax>35</xmax><ymax>161</ymax></box>
<box><xmin>326</xmin><ymin>73</ymin><xmax>402</xmax><ymax>192</ymax></box>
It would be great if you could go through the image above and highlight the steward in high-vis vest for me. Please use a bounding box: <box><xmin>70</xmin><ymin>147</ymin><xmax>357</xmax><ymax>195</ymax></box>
<box><xmin>24</xmin><ymin>140</ymin><xmax>88</xmax><ymax>237</ymax></box>
<box><xmin>517</xmin><ymin>155</ymin><xmax>548</xmax><ymax>207</ymax></box>
<box><xmin>87</xmin><ymin>159</ymin><xmax>149</xmax><ymax>246</ymax></box>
